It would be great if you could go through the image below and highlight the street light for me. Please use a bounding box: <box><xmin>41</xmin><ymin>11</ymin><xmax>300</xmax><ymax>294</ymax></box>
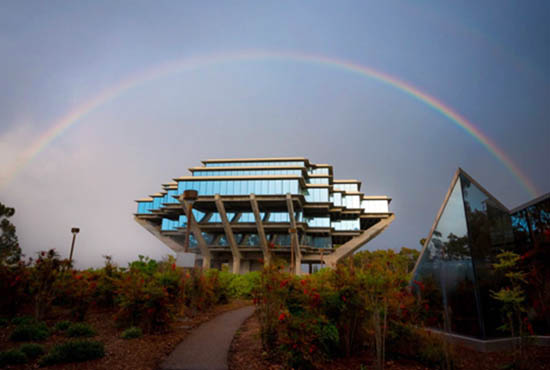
<box><xmin>69</xmin><ymin>227</ymin><xmax>80</xmax><ymax>262</ymax></box>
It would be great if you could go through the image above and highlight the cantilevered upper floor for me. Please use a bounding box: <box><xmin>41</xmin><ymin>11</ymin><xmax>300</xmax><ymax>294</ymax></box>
<box><xmin>134</xmin><ymin>157</ymin><xmax>394</xmax><ymax>273</ymax></box>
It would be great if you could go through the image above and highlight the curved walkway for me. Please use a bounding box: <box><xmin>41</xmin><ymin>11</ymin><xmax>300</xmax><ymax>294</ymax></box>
<box><xmin>160</xmin><ymin>305</ymin><xmax>255</xmax><ymax>370</ymax></box>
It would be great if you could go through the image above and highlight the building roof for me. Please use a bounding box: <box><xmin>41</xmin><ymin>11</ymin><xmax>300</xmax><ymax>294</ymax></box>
<box><xmin>510</xmin><ymin>192</ymin><xmax>550</xmax><ymax>214</ymax></box>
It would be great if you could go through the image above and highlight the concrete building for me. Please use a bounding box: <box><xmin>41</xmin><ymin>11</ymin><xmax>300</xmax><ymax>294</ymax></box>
<box><xmin>135</xmin><ymin>157</ymin><xmax>394</xmax><ymax>274</ymax></box>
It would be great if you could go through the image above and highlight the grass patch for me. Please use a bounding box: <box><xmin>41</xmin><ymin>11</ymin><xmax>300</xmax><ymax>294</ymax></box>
<box><xmin>39</xmin><ymin>340</ymin><xmax>104</xmax><ymax>366</ymax></box>
<box><xmin>19</xmin><ymin>343</ymin><xmax>46</xmax><ymax>359</ymax></box>
<box><xmin>121</xmin><ymin>326</ymin><xmax>142</xmax><ymax>339</ymax></box>
<box><xmin>66</xmin><ymin>322</ymin><xmax>96</xmax><ymax>337</ymax></box>
<box><xmin>0</xmin><ymin>349</ymin><xmax>28</xmax><ymax>366</ymax></box>
<box><xmin>10</xmin><ymin>321</ymin><xmax>50</xmax><ymax>341</ymax></box>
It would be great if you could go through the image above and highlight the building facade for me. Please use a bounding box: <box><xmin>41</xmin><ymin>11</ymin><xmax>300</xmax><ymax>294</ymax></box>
<box><xmin>135</xmin><ymin>157</ymin><xmax>394</xmax><ymax>274</ymax></box>
<box><xmin>412</xmin><ymin>168</ymin><xmax>549</xmax><ymax>340</ymax></box>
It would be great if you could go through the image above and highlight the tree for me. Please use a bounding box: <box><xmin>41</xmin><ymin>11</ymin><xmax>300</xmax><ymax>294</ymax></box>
<box><xmin>0</xmin><ymin>202</ymin><xmax>21</xmax><ymax>263</ymax></box>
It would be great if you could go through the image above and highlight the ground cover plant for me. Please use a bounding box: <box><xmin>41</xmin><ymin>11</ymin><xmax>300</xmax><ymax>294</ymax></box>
<box><xmin>39</xmin><ymin>340</ymin><xmax>105</xmax><ymax>366</ymax></box>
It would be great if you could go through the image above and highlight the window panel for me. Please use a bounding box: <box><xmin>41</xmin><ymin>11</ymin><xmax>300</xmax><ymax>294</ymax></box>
<box><xmin>275</xmin><ymin>180</ymin><xmax>283</xmax><ymax>194</ymax></box>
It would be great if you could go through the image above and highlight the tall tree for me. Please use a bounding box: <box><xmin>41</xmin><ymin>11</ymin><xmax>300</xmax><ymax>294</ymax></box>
<box><xmin>0</xmin><ymin>202</ymin><xmax>21</xmax><ymax>263</ymax></box>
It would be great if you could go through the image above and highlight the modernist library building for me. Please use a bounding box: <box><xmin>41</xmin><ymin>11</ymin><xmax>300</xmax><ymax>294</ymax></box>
<box><xmin>413</xmin><ymin>168</ymin><xmax>549</xmax><ymax>341</ymax></box>
<box><xmin>135</xmin><ymin>157</ymin><xmax>393</xmax><ymax>274</ymax></box>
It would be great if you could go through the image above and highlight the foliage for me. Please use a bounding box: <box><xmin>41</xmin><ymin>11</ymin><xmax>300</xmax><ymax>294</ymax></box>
<box><xmin>0</xmin><ymin>256</ymin><xmax>30</xmax><ymax>315</ymax></box>
<box><xmin>11</xmin><ymin>315</ymin><xmax>36</xmax><ymax>326</ymax></box>
<box><xmin>1</xmin><ymin>250</ymin><xmax>258</xmax><ymax>336</ymax></box>
<box><xmin>29</xmin><ymin>249</ymin><xmax>71</xmax><ymax>320</ymax></box>
<box><xmin>491</xmin><ymin>250</ymin><xmax>533</xmax><ymax>369</ymax></box>
<box><xmin>0</xmin><ymin>349</ymin><xmax>28</xmax><ymax>366</ymax></box>
<box><xmin>93</xmin><ymin>255</ymin><xmax>122</xmax><ymax>308</ymax></box>
<box><xmin>229</xmin><ymin>271</ymin><xmax>261</xmax><ymax>298</ymax></box>
<box><xmin>54</xmin><ymin>320</ymin><xmax>72</xmax><ymax>332</ymax></box>
<box><xmin>10</xmin><ymin>321</ymin><xmax>50</xmax><ymax>341</ymax></box>
<box><xmin>19</xmin><ymin>342</ymin><xmax>46</xmax><ymax>359</ymax></box>
<box><xmin>39</xmin><ymin>340</ymin><xmax>105</xmax><ymax>366</ymax></box>
<box><xmin>0</xmin><ymin>202</ymin><xmax>21</xmax><ymax>264</ymax></box>
<box><xmin>66</xmin><ymin>322</ymin><xmax>96</xmax><ymax>337</ymax></box>
<box><xmin>121</xmin><ymin>326</ymin><xmax>143</xmax><ymax>339</ymax></box>
<box><xmin>128</xmin><ymin>255</ymin><xmax>159</xmax><ymax>275</ymax></box>
<box><xmin>113</xmin><ymin>262</ymin><xmax>175</xmax><ymax>333</ymax></box>
<box><xmin>254</xmin><ymin>248</ymin><xmax>430</xmax><ymax>370</ymax></box>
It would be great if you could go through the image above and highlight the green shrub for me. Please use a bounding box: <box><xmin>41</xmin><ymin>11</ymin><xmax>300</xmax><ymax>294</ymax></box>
<box><xmin>10</xmin><ymin>321</ymin><xmax>50</xmax><ymax>341</ymax></box>
<box><xmin>66</xmin><ymin>322</ymin><xmax>96</xmax><ymax>337</ymax></box>
<box><xmin>19</xmin><ymin>343</ymin><xmax>45</xmax><ymax>359</ymax></box>
<box><xmin>114</xmin><ymin>268</ymin><xmax>175</xmax><ymax>333</ymax></box>
<box><xmin>0</xmin><ymin>349</ymin><xmax>28</xmax><ymax>366</ymax></box>
<box><xmin>0</xmin><ymin>317</ymin><xmax>9</xmax><ymax>327</ymax></box>
<box><xmin>121</xmin><ymin>326</ymin><xmax>142</xmax><ymax>339</ymax></box>
<box><xmin>11</xmin><ymin>315</ymin><xmax>36</xmax><ymax>326</ymax></box>
<box><xmin>54</xmin><ymin>320</ymin><xmax>72</xmax><ymax>332</ymax></box>
<box><xmin>39</xmin><ymin>340</ymin><xmax>104</xmax><ymax>366</ymax></box>
<box><xmin>229</xmin><ymin>271</ymin><xmax>260</xmax><ymax>298</ymax></box>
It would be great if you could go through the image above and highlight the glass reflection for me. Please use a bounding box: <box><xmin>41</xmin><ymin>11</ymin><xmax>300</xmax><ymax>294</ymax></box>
<box><xmin>460</xmin><ymin>174</ymin><xmax>515</xmax><ymax>338</ymax></box>
<box><xmin>414</xmin><ymin>177</ymin><xmax>481</xmax><ymax>337</ymax></box>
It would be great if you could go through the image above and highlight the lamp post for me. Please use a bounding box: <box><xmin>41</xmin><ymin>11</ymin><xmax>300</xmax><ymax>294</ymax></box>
<box><xmin>69</xmin><ymin>227</ymin><xmax>80</xmax><ymax>263</ymax></box>
<box><xmin>180</xmin><ymin>190</ymin><xmax>198</xmax><ymax>253</ymax></box>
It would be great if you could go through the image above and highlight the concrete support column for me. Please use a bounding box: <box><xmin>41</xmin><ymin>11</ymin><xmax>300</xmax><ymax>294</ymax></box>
<box><xmin>286</xmin><ymin>193</ymin><xmax>302</xmax><ymax>275</ymax></box>
<box><xmin>181</xmin><ymin>200</ymin><xmax>212</xmax><ymax>269</ymax></box>
<box><xmin>250</xmin><ymin>194</ymin><xmax>271</xmax><ymax>266</ymax></box>
<box><xmin>202</xmin><ymin>255</ymin><xmax>211</xmax><ymax>269</ymax></box>
<box><xmin>215</xmin><ymin>194</ymin><xmax>242</xmax><ymax>274</ymax></box>
<box><xmin>324</xmin><ymin>214</ymin><xmax>395</xmax><ymax>268</ymax></box>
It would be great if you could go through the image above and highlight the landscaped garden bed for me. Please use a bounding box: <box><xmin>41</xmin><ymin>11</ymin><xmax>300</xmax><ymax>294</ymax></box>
<box><xmin>0</xmin><ymin>248</ymin><xmax>257</xmax><ymax>369</ymax></box>
<box><xmin>229</xmin><ymin>313</ymin><xmax>550</xmax><ymax>370</ymax></box>
<box><xmin>0</xmin><ymin>300</ymin><xmax>249</xmax><ymax>369</ymax></box>
<box><xmin>230</xmin><ymin>248</ymin><xmax>548</xmax><ymax>370</ymax></box>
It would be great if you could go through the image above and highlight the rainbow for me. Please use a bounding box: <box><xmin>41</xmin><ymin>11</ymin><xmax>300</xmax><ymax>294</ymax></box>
<box><xmin>1</xmin><ymin>50</ymin><xmax>539</xmax><ymax>197</ymax></box>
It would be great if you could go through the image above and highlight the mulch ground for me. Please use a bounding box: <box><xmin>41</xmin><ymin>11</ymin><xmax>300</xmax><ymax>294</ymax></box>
<box><xmin>1</xmin><ymin>300</ymin><xmax>251</xmax><ymax>370</ymax></box>
<box><xmin>228</xmin><ymin>314</ymin><xmax>550</xmax><ymax>370</ymax></box>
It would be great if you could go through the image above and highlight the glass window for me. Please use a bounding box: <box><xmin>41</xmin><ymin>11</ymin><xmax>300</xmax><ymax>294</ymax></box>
<box><xmin>459</xmin><ymin>174</ymin><xmax>516</xmax><ymax>338</ymax></box>
<box><xmin>275</xmin><ymin>180</ymin><xmax>283</xmax><ymax>194</ymax></box>
<box><xmin>218</xmin><ymin>235</ymin><xmax>228</xmax><ymax>246</ymax></box>
<box><xmin>362</xmin><ymin>200</ymin><xmax>389</xmax><ymax>213</ymax></box>
<box><xmin>202</xmin><ymin>232</ymin><xmax>215</xmax><ymax>244</ymax></box>
<box><xmin>209</xmin><ymin>213</ymin><xmax>222</xmax><ymax>223</ymax></box>
<box><xmin>247</xmin><ymin>234</ymin><xmax>259</xmax><ymax>246</ymax></box>
<box><xmin>414</xmin><ymin>177</ymin><xmax>482</xmax><ymax>338</ymax></box>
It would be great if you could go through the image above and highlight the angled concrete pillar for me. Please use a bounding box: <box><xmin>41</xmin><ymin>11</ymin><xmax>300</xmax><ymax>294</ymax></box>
<box><xmin>286</xmin><ymin>193</ymin><xmax>302</xmax><ymax>275</ymax></box>
<box><xmin>181</xmin><ymin>200</ymin><xmax>212</xmax><ymax>269</ymax></box>
<box><xmin>215</xmin><ymin>194</ymin><xmax>242</xmax><ymax>274</ymax></box>
<box><xmin>249</xmin><ymin>194</ymin><xmax>271</xmax><ymax>265</ymax></box>
<box><xmin>323</xmin><ymin>214</ymin><xmax>395</xmax><ymax>268</ymax></box>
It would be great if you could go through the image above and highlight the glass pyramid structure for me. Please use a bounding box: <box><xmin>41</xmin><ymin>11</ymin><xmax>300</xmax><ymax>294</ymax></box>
<box><xmin>412</xmin><ymin>168</ymin><xmax>527</xmax><ymax>339</ymax></box>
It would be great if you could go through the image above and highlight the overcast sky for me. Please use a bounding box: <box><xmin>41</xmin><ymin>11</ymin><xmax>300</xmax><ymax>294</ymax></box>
<box><xmin>1</xmin><ymin>1</ymin><xmax>548</xmax><ymax>268</ymax></box>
